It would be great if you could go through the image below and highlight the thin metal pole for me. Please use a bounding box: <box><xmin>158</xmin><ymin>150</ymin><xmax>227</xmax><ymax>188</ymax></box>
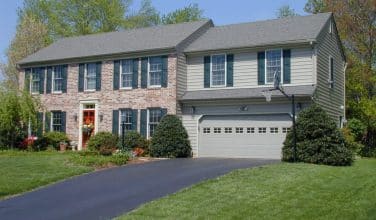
<box><xmin>292</xmin><ymin>95</ymin><xmax>297</xmax><ymax>162</ymax></box>
<box><xmin>121</xmin><ymin>121</ymin><xmax>125</xmax><ymax>150</ymax></box>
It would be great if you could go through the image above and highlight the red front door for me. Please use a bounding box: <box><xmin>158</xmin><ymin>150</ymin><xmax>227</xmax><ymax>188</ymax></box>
<box><xmin>82</xmin><ymin>110</ymin><xmax>95</xmax><ymax>149</ymax></box>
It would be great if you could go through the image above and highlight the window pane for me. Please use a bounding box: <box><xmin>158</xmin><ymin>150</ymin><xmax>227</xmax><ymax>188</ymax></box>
<box><xmin>266</xmin><ymin>50</ymin><xmax>281</xmax><ymax>83</ymax></box>
<box><xmin>52</xmin><ymin>112</ymin><xmax>62</xmax><ymax>132</ymax></box>
<box><xmin>149</xmin><ymin>57</ymin><xmax>162</xmax><ymax>86</ymax></box>
<box><xmin>211</xmin><ymin>55</ymin><xmax>226</xmax><ymax>86</ymax></box>
<box><xmin>31</xmin><ymin>69</ymin><xmax>40</xmax><ymax>93</ymax></box>
<box><xmin>53</xmin><ymin>66</ymin><xmax>63</xmax><ymax>92</ymax></box>
<box><xmin>86</xmin><ymin>63</ymin><xmax>96</xmax><ymax>90</ymax></box>
<box><xmin>120</xmin><ymin>110</ymin><xmax>132</xmax><ymax>131</ymax></box>
<box><xmin>121</xmin><ymin>60</ymin><xmax>133</xmax><ymax>88</ymax></box>
<box><xmin>149</xmin><ymin>109</ymin><xmax>162</xmax><ymax>137</ymax></box>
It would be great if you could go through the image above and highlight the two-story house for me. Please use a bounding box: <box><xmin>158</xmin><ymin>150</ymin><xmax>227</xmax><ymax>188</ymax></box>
<box><xmin>18</xmin><ymin>13</ymin><xmax>345</xmax><ymax>159</ymax></box>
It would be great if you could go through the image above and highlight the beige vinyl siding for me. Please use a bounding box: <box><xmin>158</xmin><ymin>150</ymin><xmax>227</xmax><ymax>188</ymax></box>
<box><xmin>314</xmin><ymin>17</ymin><xmax>345</xmax><ymax>123</ymax></box>
<box><xmin>186</xmin><ymin>47</ymin><xmax>314</xmax><ymax>91</ymax></box>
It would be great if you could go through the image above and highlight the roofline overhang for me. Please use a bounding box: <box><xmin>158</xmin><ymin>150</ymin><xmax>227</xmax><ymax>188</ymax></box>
<box><xmin>183</xmin><ymin>39</ymin><xmax>316</xmax><ymax>55</ymax></box>
<box><xmin>179</xmin><ymin>95</ymin><xmax>313</xmax><ymax>103</ymax></box>
<box><xmin>18</xmin><ymin>47</ymin><xmax>176</xmax><ymax>68</ymax></box>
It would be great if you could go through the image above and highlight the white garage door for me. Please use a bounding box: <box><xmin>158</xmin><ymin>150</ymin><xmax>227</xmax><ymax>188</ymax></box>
<box><xmin>198</xmin><ymin>115</ymin><xmax>292</xmax><ymax>159</ymax></box>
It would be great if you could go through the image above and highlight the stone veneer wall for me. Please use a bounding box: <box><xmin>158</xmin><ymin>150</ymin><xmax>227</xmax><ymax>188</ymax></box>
<box><xmin>19</xmin><ymin>54</ymin><xmax>178</xmax><ymax>143</ymax></box>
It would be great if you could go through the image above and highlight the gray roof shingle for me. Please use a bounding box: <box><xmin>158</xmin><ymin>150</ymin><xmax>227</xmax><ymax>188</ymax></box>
<box><xmin>19</xmin><ymin>20</ymin><xmax>211</xmax><ymax>65</ymax></box>
<box><xmin>184</xmin><ymin>13</ymin><xmax>332</xmax><ymax>53</ymax></box>
<box><xmin>180</xmin><ymin>85</ymin><xmax>315</xmax><ymax>101</ymax></box>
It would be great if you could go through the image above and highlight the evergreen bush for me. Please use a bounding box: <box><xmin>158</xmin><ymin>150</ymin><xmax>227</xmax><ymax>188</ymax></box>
<box><xmin>150</xmin><ymin>115</ymin><xmax>191</xmax><ymax>158</ymax></box>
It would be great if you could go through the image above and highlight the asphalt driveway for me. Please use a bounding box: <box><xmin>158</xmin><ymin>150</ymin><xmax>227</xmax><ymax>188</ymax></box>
<box><xmin>0</xmin><ymin>158</ymin><xmax>277</xmax><ymax>220</ymax></box>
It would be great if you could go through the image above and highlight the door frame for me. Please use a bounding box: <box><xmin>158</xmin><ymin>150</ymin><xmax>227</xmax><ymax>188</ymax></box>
<box><xmin>78</xmin><ymin>99</ymin><xmax>99</xmax><ymax>150</ymax></box>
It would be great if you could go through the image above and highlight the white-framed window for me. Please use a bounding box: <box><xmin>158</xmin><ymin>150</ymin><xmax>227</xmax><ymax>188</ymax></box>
<box><xmin>282</xmin><ymin>127</ymin><xmax>291</xmax><ymax>133</ymax></box>
<box><xmin>149</xmin><ymin>57</ymin><xmax>162</xmax><ymax>87</ymax></box>
<box><xmin>329</xmin><ymin>56</ymin><xmax>334</xmax><ymax>88</ymax></box>
<box><xmin>31</xmin><ymin>69</ymin><xmax>41</xmax><ymax>93</ymax></box>
<box><xmin>148</xmin><ymin>109</ymin><xmax>162</xmax><ymax>137</ymax></box>
<box><xmin>270</xmin><ymin>127</ymin><xmax>279</xmax><ymax>133</ymax></box>
<box><xmin>119</xmin><ymin>109</ymin><xmax>133</xmax><ymax>132</ymax></box>
<box><xmin>203</xmin><ymin>127</ymin><xmax>211</xmax><ymax>133</ymax></box>
<box><xmin>224</xmin><ymin>127</ymin><xmax>232</xmax><ymax>133</ymax></box>
<box><xmin>52</xmin><ymin>66</ymin><xmax>63</xmax><ymax>93</ymax></box>
<box><xmin>236</xmin><ymin>127</ymin><xmax>244</xmax><ymax>133</ymax></box>
<box><xmin>121</xmin><ymin>59</ymin><xmax>133</xmax><ymax>89</ymax></box>
<box><xmin>258</xmin><ymin>127</ymin><xmax>267</xmax><ymax>133</ymax></box>
<box><xmin>51</xmin><ymin>111</ymin><xmax>62</xmax><ymax>132</ymax></box>
<box><xmin>247</xmin><ymin>127</ymin><xmax>255</xmax><ymax>133</ymax></box>
<box><xmin>213</xmin><ymin>127</ymin><xmax>221</xmax><ymax>133</ymax></box>
<box><xmin>211</xmin><ymin>54</ymin><xmax>226</xmax><ymax>87</ymax></box>
<box><xmin>265</xmin><ymin>49</ymin><xmax>282</xmax><ymax>84</ymax></box>
<box><xmin>85</xmin><ymin>63</ymin><xmax>97</xmax><ymax>91</ymax></box>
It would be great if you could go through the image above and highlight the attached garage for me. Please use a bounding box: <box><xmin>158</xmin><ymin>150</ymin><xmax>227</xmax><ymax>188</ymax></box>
<box><xmin>198</xmin><ymin>114</ymin><xmax>292</xmax><ymax>159</ymax></box>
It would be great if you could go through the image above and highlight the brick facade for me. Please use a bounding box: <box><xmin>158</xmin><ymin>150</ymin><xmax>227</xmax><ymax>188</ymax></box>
<box><xmin>20</xmin><ymin>53</ymin><xmax>178</xmax><ymax>144</ymax></box>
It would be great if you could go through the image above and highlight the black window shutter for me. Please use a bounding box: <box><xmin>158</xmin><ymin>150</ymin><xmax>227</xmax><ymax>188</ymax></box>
<box><xmin>330</xmin><ymin>57</ymin><xmax>334</xmax><ymax>88</ymax></box>
<box><xmin>78</xmin><ymin>64</ymin><xmax>85</xmax><ymax>92</ymax></box>
<box><xmin>96</xmin><ymin>62</ymin><xmax>101</xmax><ymax>91</ymax></box>
<box><xmin>204</xmin><ymin>56</ymin><xmax>210</xmax><ymax>88</ymax></box>
<box><xmin>45</xmin><ymin>112</ymin><xmax>50</xmax><ymax>132</ymax></box>
<box><xmin>140</xmin><ymin>109</ymin><xmax>147</xmax><ymax>137</ymax></box>
<box><xmin>39</xmin><ymin>68</ymin><xmax>45</xmax><ymax>94</ymax></box>
<box><xmin>24</xmin><ymin>69</ymin><xmax>31</xmax><ymax>92</ymax></box>
<box><xmin>132</xmin><ymin>58</ymin><xmax>139</xmax><ymax>89</ymax></box>
<box><xmin>112</xmin><ymin>110</ymin><xmax>119</xmax><ymax>135</ymax></box>
<box><xmin>46</xmin><ymin>67</ymin><xmax>52</xmax><ymax>93</ymax></box>
<box><xmin>141</xmin><ymin>57</ymin><xmax>148</xmax><ymax>88</ymax></box>
<box><xmin>132</xmin><ymin>109</ymin><xmax>138</xmax><ymax>130</ymax></box>
<box><xmin>62</xmin><ymin>65</ymin><xmax>68</xmax><ymax>93</ymax></box>
<box><xmin>226</xmin><ymin>54</ymin><xmax>234</xmax><ymax>87</ymax></box>
<box><xmin>37</xmin><ymin>112</ymin><xmax>43</xmax><ymax>137</ymax></box>
<box><xmin>257</xmin><ymin>51</ymin><xmax>265</xmax><ymax>85</ymax></box>
<box><xmin>61</xmin><ymin>111</ymin><xmax>66</xmax><ymax>133</ymax></box>
<box><xmin>161</xmin><ymin>55</ymin><xmax>168</xmax><ymax>87</ymax></box>
<box><xmin>113</xmin><ymin>60</ymin><xmax>120</xmax><ymax>90</ymax></box>
<box><xmin>283</xmin><ymin>49</ymin><xmax>291</xmax><ymax>84</ymax></box>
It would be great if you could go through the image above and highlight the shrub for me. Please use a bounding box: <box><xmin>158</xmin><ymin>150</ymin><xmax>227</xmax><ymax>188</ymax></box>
<box><xmin>87</xmin><ymin>132</ymin><xmax>118</xmax><ymax>155</ymax></box>
<box><xmin>282</xmin><ymin>104</ymin><xmax>354</xmax><ymax>166</ymax></box>
<box><xmin>342</xmin><ymin>127</ymin><xmax>363</xmax><ymax>154</ymax></box>
<box><xmin>150</xmin><ymin>115</ymin><xmax>191</xmax><ymax>158</ymax></box>
<box><xmin>347</xmin><ymin>118</ymin><xmax>366</xmax><ymax>142</ymax></box>
<box><xmin>34</xmin><ymin>131</ymin><xmax>70</xmax><ymax>151</ymax></box>
<box><xmin>118</xmin><ymin>131</ymin><xmax>148</xmax><ymax>153</ymax></box>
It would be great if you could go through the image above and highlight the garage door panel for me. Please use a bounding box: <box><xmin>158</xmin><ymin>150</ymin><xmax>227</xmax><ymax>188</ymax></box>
<box><xmin>198</xmin><ymin>115</ymin><xmax>291</xmax><ymax>159</ymax></box>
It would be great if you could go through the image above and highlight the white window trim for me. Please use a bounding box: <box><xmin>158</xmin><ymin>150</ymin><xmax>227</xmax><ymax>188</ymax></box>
<box><xmin>328</xmin><ymin>56</ymin><xmax>334</xmax><ymax>88</ymax></box>
<box><xmin>50</xmin><ymin>111</ymin><xmax>62</xmax><ymax>132</ymax></box>
<box><xmin>120</xmin><ymin>60</ymin><xmax>133</xmax><ymax>90</ymax></box>
<box><xmin>52</xmin><ymin>66</ymin><xmax>63</xmax><ymax>94</ymax></box>
<box><xmin>84</xmin><ymin>63</ymin><xmax>96</xmax><ymax>92</ymax></box>
<box><xmin>147</xmin><ymin>57</ymin><xmax>162</xmax><ymax>88</ymax></box>
<box><xmin>265</xmin><ymin>49</ymin><xmax>283</xmax><ymax>85</ymax></box>
<box><xmin>210</xmin><ymin>54</ymin><xmax>227</xmax><ymax>88</ymax></box>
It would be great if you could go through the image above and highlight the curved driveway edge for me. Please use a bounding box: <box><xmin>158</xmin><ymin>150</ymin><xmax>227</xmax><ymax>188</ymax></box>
<box><xmin>0</xmin><ymin>158</ymin><xmax>278</xmax><ymax>220</ymax></box>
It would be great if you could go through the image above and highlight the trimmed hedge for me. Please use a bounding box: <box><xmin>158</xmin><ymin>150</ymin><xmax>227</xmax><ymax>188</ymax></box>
<box><xmin>87</xmin><ymin>132</ymin><xmax>118</xmax><ymax>155</ymax></box>
<box><xmin>150</xmin><ymin>115</ymin><xmax>191</xmax><ymax>158</ymax></box>
<box><xmin>282</xmin><ymin>104</ymin><xmax>354</xmax><ymax>166</ymax></box>
<box><xmin>119</xmin><ymin>131</ymin><xmax>148</xmax><ymax>152</ymax></box>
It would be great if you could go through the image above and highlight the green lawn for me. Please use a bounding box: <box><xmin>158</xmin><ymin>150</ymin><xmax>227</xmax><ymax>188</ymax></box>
<box><xmin>119</xmin><ymin>159</ymin><xmax>376</xmax><ymax>220</ymax></box>
<box><xmin>0</xmin><ymin>150</ymin><xmax>128</xmax><ymax>199</ymax></box>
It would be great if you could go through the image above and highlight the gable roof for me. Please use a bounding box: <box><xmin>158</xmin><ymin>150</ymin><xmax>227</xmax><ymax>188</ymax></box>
<box><xmin>19</xmin><ymin>20</ymin><xmax>211</xmax><ymax>66</ymax></box>
<box><xmin>184</xmin><ymin>13</ymin><xmax>332</xmax><ymax>53</ymax></box>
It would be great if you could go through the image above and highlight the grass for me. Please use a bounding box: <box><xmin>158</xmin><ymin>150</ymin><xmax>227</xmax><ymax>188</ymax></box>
<box><xmin>119</xmin><ymin>159</ymin><xmax>376</xmax><ymax>220</ymax></box>
<box><xmin>0</xmin><ymin>150</ymin><xmax>128</xmax><ymax>199</ymax></box>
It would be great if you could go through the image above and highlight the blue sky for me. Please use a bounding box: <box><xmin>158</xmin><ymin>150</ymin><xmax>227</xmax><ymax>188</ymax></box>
<box><xmin>0</xmin><ymin>0</ymin><xmax>308</xmax><ymax>66</ymax></box>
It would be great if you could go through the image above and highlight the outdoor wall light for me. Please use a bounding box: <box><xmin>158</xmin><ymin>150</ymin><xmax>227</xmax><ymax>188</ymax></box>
<box><xmin>99</xmin><ymin>113</ymin><xmax>104</xmax><ymax>122</ymax></box>
<box><xmin>73</xmin><ymin>113</ymin><xmax>78</xmax><ymax>122</ymax></box>
<box><xmin>191</xmin><ymin>106</ymin><xmax>196</xmax><ymax>114</ymax></box>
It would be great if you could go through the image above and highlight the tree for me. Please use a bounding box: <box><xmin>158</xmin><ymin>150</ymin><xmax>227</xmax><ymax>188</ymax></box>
<box><xmin>276</xmin><ymin>5</ymin><xmax>299</xmax><ymax>18</ymax></box>
<box><xmin>282</xmin><ymin>104</ymin><xmax>354</xmax><ymax>166</ymax></box>
<box><xmin>5</xmin><ymin>13</ymin><xmax>50</xmax><ymax>88</ymax></box>
<box><xmin>19</xmin><ymin>0</ymin><xmax>131</xmax><ymax>38</ymax></box>
<box><xmin>150</xmin><ymin>115</ymin><xmax>191</xmax><ymax>158</ymax></box>
<box><xmin>123</xmin><ymin>0</ymin><xmax>160</xmax><ymax>29</ymax></box>
<box><xmin>161</xmin><ymin>4</ymin><xmax>204</xmax><ymax>24</ymax></box>
<box><xmin>0</xmin><ymin>85</ymin><xmax>41</xmax><ymax>149</ymax></box>
<box><xmin>304</xmin><ymin>0</ymin><xmax>326</xmax><ymax>14</ymax></box>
